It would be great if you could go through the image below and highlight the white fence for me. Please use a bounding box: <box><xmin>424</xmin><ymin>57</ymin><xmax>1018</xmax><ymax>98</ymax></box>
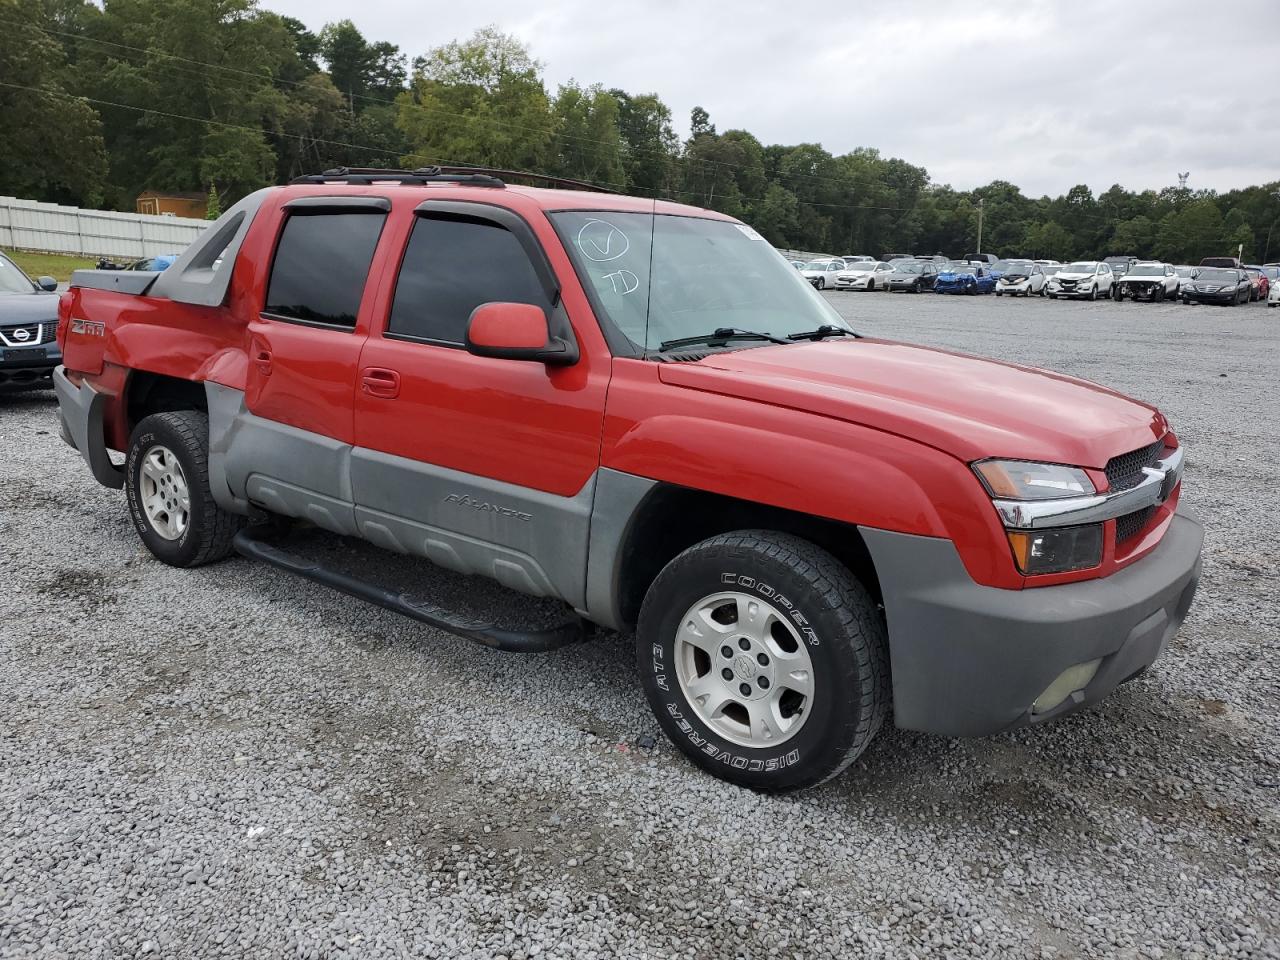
<box><xmin>0</xmin><ymin>196</ymin><xmax>209</xmax><ymax>260</ymax></box>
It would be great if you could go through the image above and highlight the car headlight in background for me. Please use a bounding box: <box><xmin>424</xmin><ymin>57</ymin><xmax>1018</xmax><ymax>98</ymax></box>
<box><xmin>973</xmin><ymin>460</ymin><xmax>1104</xmax><ymax>575</ymax></box>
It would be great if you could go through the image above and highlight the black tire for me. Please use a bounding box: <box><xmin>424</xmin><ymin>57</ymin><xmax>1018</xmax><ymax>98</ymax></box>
<box><xmin>126</xmin><ymin>411</ymin><xmax>245</xmax><ymax>568</ymax></box>
<box><xmin>867</xmin><ymin>279</ymin><xmax>875</xmax><ymax>291</ymax></box>
<box><xmin>1153</xmin><ymin>286</ymin><xmax>1164</xmax><ymax>302</ymax></box>
<box><xmin>1114</xmin><ymin>287</ymin><xmax>1124</xmax><ymax>302</ymax></box>
<box><xmin>1088</xmin><ymin>286</ymin><xmax>1097</xmax><ymax>301</ymax></box>
<box><xmin>816</xmin><ymin>277</ymin><xmax>825</xmax><ymax>290</ymax></box>
<box><xmin>637</xmin><ymin>531</ymin><xmax>889</xmax><ymax>792</ymax></box>
<box><xmin>995</xmin><ymin>291</ymin><xmax>1002</xmax><ymax>297</ymax></box>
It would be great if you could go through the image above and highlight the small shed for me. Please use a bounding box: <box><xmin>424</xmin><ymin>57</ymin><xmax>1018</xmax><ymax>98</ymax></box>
<box><xmin>136</xmin><ymin>191</ymin><xmax>207</xmax><ymax>219</ymax></box>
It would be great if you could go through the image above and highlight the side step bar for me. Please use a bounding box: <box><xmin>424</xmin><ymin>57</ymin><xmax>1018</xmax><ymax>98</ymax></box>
<box><xmin>232</xmin><ymin>526</ymin><xmax>586</xmax><ymax>653</ymax></box>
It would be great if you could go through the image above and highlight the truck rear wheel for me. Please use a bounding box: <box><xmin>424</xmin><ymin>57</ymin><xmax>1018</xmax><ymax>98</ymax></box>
<box><xmin>126</xmin><ymin>411</ymin><xmax>244</xmax><ymax>568</ymax></box>
<box><xmin>637</xmin><ymin>531</ymin><xmax>889</xmax><ymax>791</ymax></box>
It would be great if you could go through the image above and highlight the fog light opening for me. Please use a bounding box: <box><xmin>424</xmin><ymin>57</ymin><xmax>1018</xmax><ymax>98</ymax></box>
<box><xmin>1032</xmin><ymin>658</ymin><xmax>1102</xmax><ymax>714</ymax></box>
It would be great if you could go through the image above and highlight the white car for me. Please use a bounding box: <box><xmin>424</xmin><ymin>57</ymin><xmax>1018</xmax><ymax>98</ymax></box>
<box><xmin>994</xmin><ymin>260</ymin><xmax>1046</xmax><ymax>297</ymax></box>
<box><xmin>1046</xmin><ymin>261</ymin><xmax>1115</xmax><ymax>300</ymax></box>
<box><xmin>840</xmin><ymin>255</ymin><xmax>875</xmax><ymax>266</ymax></box>
<box><xmin>1270</xmin><ymin>276</ymin><xmax>1280</xmax><ymax>308</ymax></box>
<box><xmin>1033</xmin><ymin>259</ymin><xmax>1061</xmax><ymax>267</ymax></box>
<box><xmin>1173</xmin><ymin>265</ymin><xmax>1197</xmax><ymax>294</ymax></box>
<box><xmin>834</xmin><ymin>260</ymin><xmax>895</xmax><ymax>291</ymax></box>
<box><xmin>1114</xmin><ymin>262</ymin><xmax>1180</xmax><ymax>302</ymax></box>
<box><xmin>799</xmin><ymin>259</ymin><xmax>844</xmax><ymax>290</ymax></box>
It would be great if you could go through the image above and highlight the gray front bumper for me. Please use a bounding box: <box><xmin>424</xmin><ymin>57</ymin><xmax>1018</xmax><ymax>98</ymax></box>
<box><xmin>53</xmin><ymin>365</ymin><xmax>124</xmax><ymax>489</ymax></box>
<box><xmin>862</xmin><ymin>512</ymin><xmax>1203</xmax><ymax>736</ymax></box>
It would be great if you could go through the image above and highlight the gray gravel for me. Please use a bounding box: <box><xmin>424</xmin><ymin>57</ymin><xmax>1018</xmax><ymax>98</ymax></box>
<box><xmin>1</xmin><ymin>292</ymin><xmax>1277</xmax><ymax>959</ymax></box>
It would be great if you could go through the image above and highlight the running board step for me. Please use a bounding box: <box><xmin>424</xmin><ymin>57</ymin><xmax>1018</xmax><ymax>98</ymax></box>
<box><xmin>232</xmin><ymin>526</ymin><xmax>585</xmax><ymax>652</ymax></box>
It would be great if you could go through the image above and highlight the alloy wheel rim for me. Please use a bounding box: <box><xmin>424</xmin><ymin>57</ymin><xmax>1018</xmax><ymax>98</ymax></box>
<box><xmin>139</xmin><ymin>445</ymin><xmax>190</xmax><ymax>541</ymax></box>
<box><xmin>674</xmin><ymin>591</ymin><xmax>815</xmax><ymax>748</ymax></box>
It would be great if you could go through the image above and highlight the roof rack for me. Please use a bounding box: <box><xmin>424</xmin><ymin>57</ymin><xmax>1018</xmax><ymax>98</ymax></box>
<box><xmin>290</xmin><ymin>165</ymin><xmax>620</xmax><ymax>194</ymax></box>
<box><xmin>291</xmin><ymin>166</ymin><xmax>505</xmax><ymax>188</ymax></box>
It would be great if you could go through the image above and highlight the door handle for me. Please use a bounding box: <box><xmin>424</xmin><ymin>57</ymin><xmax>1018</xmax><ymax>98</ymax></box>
<box><xmin>361</xmin><ymin>367</ymin><xmax>400</xmax><ymax>399</ymax></box>
<box><xmin>254</xmin><ymin>349</ymin><xmax>273</xmax><ymax>376</ymax></box>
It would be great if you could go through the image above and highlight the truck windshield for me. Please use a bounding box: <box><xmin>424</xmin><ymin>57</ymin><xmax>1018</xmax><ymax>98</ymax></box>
<box><xmin>551</xmin><ymin>211</ymin><xmax>848</xmax><ymax>353</ymax></box>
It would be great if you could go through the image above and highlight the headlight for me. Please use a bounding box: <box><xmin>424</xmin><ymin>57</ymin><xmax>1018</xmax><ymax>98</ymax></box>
<box><xmin>974</xmin><ymin>460</ymin><xmax>1095</xmax><ymax>500</ymax></box>
<box><xmin>1006</xmin><ymin>525</ymin><xmax>1104</xmax><ymax>575</ymax></box>
<box><xmin>974</xmin><ymin>460</ymin><xmax>1103</xmax><ymax>575</ymax></box>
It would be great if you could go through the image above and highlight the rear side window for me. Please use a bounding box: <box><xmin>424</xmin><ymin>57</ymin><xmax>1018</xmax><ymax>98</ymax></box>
<box><xmin>264</xmin><ymin>212</ymin><xmax>386</xmax><ymax>328</ymax></box>
<box><xmin>388</xmin><ymin>214</ymin><xmax>545</xmax><ymax>344</ymax></box>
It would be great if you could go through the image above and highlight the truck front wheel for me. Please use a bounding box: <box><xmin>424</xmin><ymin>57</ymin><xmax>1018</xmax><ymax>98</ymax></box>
<box><xmin>637</xmin><ymin>531</ymin><xmax>889</xmax><ymax>791</ymax></box>
<box><xmin>126</xmin><ymin>411</ymin><xmax>245</xmax><ymax>568</ymax></box>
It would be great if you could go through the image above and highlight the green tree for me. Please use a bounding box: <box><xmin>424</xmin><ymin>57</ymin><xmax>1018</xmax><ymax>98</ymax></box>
<box><xmin>319</xmin><ymin>19</ymin><xmax>406</xmax><ymax>106</ymax></box>
<box><xmin>0</xmin><ymin>0</ymin><xmax>106</xmax><ymax>205</ymax></box>
<box><xmin>550</xmin><ymin>82</ymin><xmax>625</xmax><ymax>187</ymax></box>
<box><xmin>397</xmin><ymin>27</ymin><xmax>553</xmax><ymax>170</ymax></box>
<box><xmin>205</xmin><ymin>182</ymin><xmax>221</xmax><ymax>219</ymax></box>
<box><xmin>610</xmin><ymin>90</ymin><xmax>677</xmax><ymax>197</ymax></box>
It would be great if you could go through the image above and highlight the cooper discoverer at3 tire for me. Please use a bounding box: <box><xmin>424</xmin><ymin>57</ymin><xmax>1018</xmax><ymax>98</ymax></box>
<box><xmin>636</xmin><ymin>531</ymin><xmax>889</xmax><ymax>791</ymax></box>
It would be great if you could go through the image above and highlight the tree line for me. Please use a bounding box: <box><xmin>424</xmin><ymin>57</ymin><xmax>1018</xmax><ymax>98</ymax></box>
<box><xmin>3</xmin><ymin>0</ymin><xmax>1279</xmax><ymax>263</ymax></box>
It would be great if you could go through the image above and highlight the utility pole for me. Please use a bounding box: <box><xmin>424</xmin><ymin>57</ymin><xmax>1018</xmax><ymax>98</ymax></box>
<box><xmin>976</xmin><ymin>198</ymin><xmax>984</xmax><ymax>255</ymax></box>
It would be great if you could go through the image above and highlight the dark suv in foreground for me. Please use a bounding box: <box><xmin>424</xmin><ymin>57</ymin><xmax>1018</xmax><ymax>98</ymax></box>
<box><xmin>0</xmin><ymin>251</ymin><xmax>61</xmax><ymax>391</ymax></box>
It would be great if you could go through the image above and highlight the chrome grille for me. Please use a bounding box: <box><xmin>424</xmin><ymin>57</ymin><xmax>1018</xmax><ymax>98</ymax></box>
<box><xmin>1105</xmin><ymin>439</ymin><xmax>1165</xmax><ymax>493</ymax></box>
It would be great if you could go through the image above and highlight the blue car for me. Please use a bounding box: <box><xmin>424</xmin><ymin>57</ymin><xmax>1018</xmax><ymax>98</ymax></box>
<box><xmin>934</xmin><ymin>264</ymin><xmax>996</xmax><ymax>295</ymax></box>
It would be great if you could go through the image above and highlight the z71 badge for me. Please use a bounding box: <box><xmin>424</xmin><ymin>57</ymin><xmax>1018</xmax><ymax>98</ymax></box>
<box><xmin>70</xmin><ymin>319</ymin><xmax>106</xmax><ymax>337</ymax></box>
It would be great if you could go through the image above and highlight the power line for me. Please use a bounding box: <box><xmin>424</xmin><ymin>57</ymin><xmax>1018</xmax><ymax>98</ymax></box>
<box><xmin>0</xmin><ymin>80</ymin><xmax>911</xmax><ymax>216</ymax></box>
<box><xmin>0</xmin><ymin>15</ymin><xmax>921</xmax><ymax>200</ymax></box>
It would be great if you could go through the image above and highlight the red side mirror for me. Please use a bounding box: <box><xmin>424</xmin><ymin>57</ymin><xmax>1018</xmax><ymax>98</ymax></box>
<box><xmin>464</xmin><ymin>302</ymin><xmax>578</xmax><ymax>365</ymax></box>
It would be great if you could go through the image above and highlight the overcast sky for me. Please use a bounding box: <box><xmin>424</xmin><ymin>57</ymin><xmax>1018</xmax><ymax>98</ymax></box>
<box><xmin>270</xmin><ymin>0</ymin><xmax>1279</xmax><ymax>198</ymax></box>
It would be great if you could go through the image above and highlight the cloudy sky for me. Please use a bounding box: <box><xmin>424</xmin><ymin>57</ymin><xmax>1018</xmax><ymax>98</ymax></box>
<box><xmin>271</xmin><ymin>0</ymin><xmax>1278</xmax><ymax>198</ymax></box>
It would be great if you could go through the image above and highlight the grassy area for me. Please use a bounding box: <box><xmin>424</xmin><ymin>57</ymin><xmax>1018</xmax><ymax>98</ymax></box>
<box><xmin>2</xmin><ymin>249</ymin><xmax>98</xmax><ymax>283</ymax></box>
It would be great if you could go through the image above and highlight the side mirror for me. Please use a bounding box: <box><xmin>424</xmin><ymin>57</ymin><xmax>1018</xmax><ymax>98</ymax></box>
<box><xmin>37</xmin><ymin>276</ymin><xmax>57</xmax><ymax>292</ymax></box>
<box><xmin>464</xmin><ymin>302</ymin><xmax>578</xmax><ymax>366</ymax></box>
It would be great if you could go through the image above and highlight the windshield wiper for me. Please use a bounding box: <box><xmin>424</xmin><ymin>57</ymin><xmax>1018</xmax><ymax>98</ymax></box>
<box><xmin>787</xmin><ymin>325</ymin><xmax>859</xmax><ymax>341</ymax></box>
<box><xmin>658</xmin><ymin>327</ymin><xmax>791</xmax><ymax>351</ymax></box>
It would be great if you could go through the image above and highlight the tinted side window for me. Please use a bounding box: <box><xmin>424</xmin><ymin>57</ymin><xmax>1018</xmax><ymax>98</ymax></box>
<box><xmin>264</xmin><ymin>212</ymin><xmax>386</xmax><ymax>327</ymax></box>
<box><xmin>388</xmin><ymin>214</ymin><xmax>545</xmax><ymax>344</ymax></box>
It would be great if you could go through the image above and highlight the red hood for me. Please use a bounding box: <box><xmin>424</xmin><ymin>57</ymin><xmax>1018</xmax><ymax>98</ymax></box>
<box><xmin>657</xmin><ymin>339</ymin><xmax>1167</xmax><ymax>467</ymax></box>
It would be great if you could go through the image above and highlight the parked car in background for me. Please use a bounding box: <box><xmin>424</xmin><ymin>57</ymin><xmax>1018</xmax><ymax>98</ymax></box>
<box><xmin>834</xmin><ymin>260</ymin><xmax>895</xmax><ymax>291</ymax></box>
<box><xmin>789</xmin><ymin>259</ymin><xmax>806</xmax><ymax>270</ymax></box>
<box><xmin>1041</xmin><ymin>264</ymin><xmax>1063</xmax><ymax>283</ymax></box>
<box><xmin>884</xmin><ymin>259</ymin><xmax>940</xmax><ymax>293</ymax></box>
<box><xmin>800</xmin><ymin>259</ymin><xmax>844</xmax><ymax>289</ymax></box>
<box><xmin>880</xmin><ymin>252</ymin><xmax>913</xmax><ymax>262</ymax></box>
<box><xmin>1046</xmin><ymin>261</ymin><xmax>1115</xmax><ymax>300</ymax></box>
<box><xmin>128</xmin><ymin>254</ymin><xmax>181</xmax><ymax>272</ymax></box>
<box><xmin>0</xmin><ymin>250</ymin><xmax>61</xmax><ymax>391</ymax></box>
<box><xmin>1104</xmin><ymin>256</ymin><xmax>1137</xmax><ymax>279</ymax></box>
<box><xmin>1180</xmin><ymin>267</ymin><xmax>1252</xmax><ymax>306</ymax></box>
<box><xmin>934</xmin><ymin>263</ymin><xmax>995</xmax><ymax>295</ymax></box>
<box><xmin>1242</xmin><ymin>266</ymin><xmax>1269</xmax><ymax>302</ymax></box>
<box><xmin>1033</xmin><ymin>259</ymin><xmax>1061</xmax><ymax>267</ymax></box>
<box><xmin>1199</xmin><ymin>256</ymin><xmax>1242</xmax><ymax>269</ymax></box>
<box><xmin>1114</xmin><ymin>262</ymin><xmax>1180</xmax><ymax>302</ymax></box>
<box><xmin>1270</xmin><ymin>276</ymin><xmax>1280</xmax><ymax>308</ymax></box>
<box><xmin>964</xmin><ymin>253</ymin><xmax>999</xmax><ymax>265</ymax></box>
<box><xmin>1173</xmin><ymin>266</ymin><xmax>1197</xmax><ymax>292</ymax></box>
<box><xmin>994</xmin><ymin>260</ymin><xmax>1045</xmax><ymax>297</ymax></box>
<box><xmin>840</xmin><ymin>255</ymin><xmax>875</xmax><ymax>265</ymax></box>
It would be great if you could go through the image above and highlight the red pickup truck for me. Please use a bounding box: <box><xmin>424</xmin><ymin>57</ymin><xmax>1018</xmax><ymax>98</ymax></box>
<box><xmin>54</xmin><ymin>167</ymin><xmax>1202</xmax><ymax>791</ymax></box>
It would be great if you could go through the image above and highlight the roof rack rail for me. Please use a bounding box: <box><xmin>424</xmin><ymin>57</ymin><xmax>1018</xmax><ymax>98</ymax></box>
<box><xmin>289</xmin><ymin>165</ymin><xmax>620</xmax><ymax>194</ymax></box>
<box><xmin>291</xmin><ymin>166</ymin><xmax>505</xmax><ymax>188</ymax></box>
<box><xmin>429</xmin><ymin>167</ymin><xmax>622</xmax><ymax>195</ymax></box>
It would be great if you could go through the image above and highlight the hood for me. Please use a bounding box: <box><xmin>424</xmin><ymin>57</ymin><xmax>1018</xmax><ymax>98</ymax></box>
<box><xmin>999</xmin><ymin>273</ymin><xmax>1029</xmax><ymax>282</ymax></box>
<box><xmin>657</xmin><ymin>339</ymin><xmax>1166</xmax><ymax>467</ymax></box>
<box><xmin>0</xmin><ymin>292</ymin><xmax>59</xmax><ymax>325</ymax></box>
<box><xmin>1055</xmin><ymin>271</ymin><xmax>1093</xmax><ymax>281</ymax></box>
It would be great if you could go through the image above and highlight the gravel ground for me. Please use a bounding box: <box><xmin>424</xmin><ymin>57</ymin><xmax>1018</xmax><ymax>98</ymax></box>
<box><xmin>1</xmin><ymin>293</ymin><xmax>1277</xmax><ymax>959</ymax></box>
